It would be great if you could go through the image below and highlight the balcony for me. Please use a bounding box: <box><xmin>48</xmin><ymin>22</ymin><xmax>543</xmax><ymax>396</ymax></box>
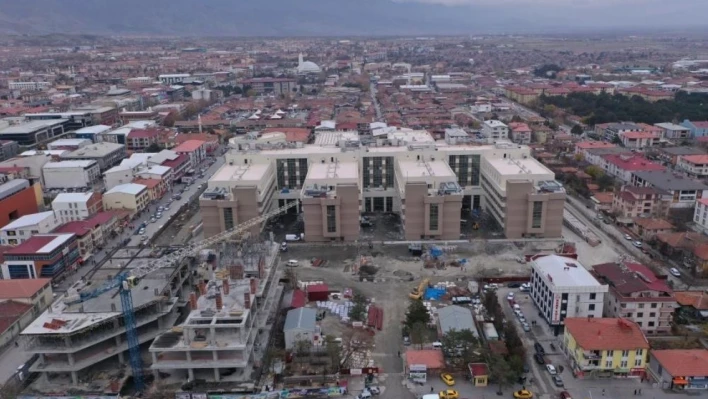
<box><xmin>583</xmin><ymin>351</ymin><xmax>602</xmax><ymax>360</ymax></box>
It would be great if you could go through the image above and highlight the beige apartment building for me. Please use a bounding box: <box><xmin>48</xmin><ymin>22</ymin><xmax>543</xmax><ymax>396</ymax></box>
<box><xmin>481</xmin><ymin>157</ymin><xmax>566</xmax><ymax>239</ymax></box>
<box><xmin>201</xmin><ymin>130</ymin><xmax>565</xmax><ymax>241</ymax></box>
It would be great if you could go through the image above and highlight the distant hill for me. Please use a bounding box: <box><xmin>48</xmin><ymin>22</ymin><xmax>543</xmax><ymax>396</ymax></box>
<box><xmin>0</xmin><ymin>0</ymin><xmax>509</xmax><ymax>36</ymax></box>
<box><xmin>0</xmin><ymin>0</ymin><xmax>706</xmax><ymax>37</ymax></box>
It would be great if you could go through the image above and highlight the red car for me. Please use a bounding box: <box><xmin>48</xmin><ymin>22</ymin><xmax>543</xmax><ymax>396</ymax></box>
<box><xmin>560</xmin><ymin>391</ymin><xmax>572</xmax><ymax>399</ymax></box>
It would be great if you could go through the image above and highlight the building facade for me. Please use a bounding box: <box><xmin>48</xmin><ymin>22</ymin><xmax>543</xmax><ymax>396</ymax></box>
<box><xmin>102</xmin><ymin>183</ymin><xmax>149</xmax><ymax>214</ymax></box>
<box><xmin>563</xmin><ymin>317</ymin><xmax>649</xmax><ymax>379</ymax></box>
<box><xmin>41</xmin><ymin>160</ymin><xmax>101</xmax><ymax>189</ymax></box>
<box><xmin>1</xmin><ymin>234</ymin><xmax>79</xmax><ymax>280</ymax></box>
<box><xmin>202</xmin><ymin>131</ymin><xmax>565</xmax><ymax>241</ymax></box>
<box><xmin>648</xmin><ymin>349</ymin><xmax>708</xmax><ymax>391</ymax></box>
<box><xmin>530</xmin><ymin>255</ymin><xmax>608</xmax><ymax>329</ymax></box>
<box><xmin>0</xmin><ymin>211</ymin><xmax>59</xmax><ymax>246</ymax></box>
<box><xmin>52</xmin><ymin>192</ymin><xmax>104</xmax><ymax>223</ymax></box>
<box><xmin>593</xmin><ymin>262</ymin><xmax>677</xmax><ymax>335</ymax></box>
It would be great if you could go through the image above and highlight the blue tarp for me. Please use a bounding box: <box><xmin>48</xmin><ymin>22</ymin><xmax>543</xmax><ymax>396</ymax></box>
<box><xmin>424</xmin><ymin>287</ymin><xmax>446</xmax><ymax>300</ymax></box>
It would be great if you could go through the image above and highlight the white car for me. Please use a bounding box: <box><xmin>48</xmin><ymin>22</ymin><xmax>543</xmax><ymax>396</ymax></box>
<box><xmin>669</xmin><ymin>268</ymin><xmax>681</xmax><ymax>277</ymax></box>
<box><xmin>633</xmin><ymin>241</ymin><xmax>642</xmax><ymax>248</ymax></box>
<box><xmin>286</xmin><ymin>260</ymin><xmax>299</xmax><ymax>267</ymax></box>
<box><xmin>518</xmin><ymin>315</ymin><xmax>526</xmax><ymax>323</ymax></box>
<box><xmin>624</xmin><ymin>234</ymin><xmax>632</xmax><ymax>240</ymax></box>
<box><xmin>507</xmin><ymin>292</ymin><xmax>515</xmax><ymax>300</ymax></box>
<box><xmin>546</xmin><ymin>364</ymin><xmax>557</xmax><ymax>375</ymax></box>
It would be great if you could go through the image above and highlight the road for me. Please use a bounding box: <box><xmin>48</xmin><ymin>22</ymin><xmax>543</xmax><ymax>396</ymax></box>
<box><xmin>0</xmin><ymin>149</ymin><xmax>226</xmax><ymax>385</ymax></box>
<box><xmin>370</xmin><ymin>83</ymin><xmax>383</xmax><ymax>122</ymax></box>
<box><xmin>564</xmin><ymin>195</ymin><xmax>693</xmax><ymax>289</ymax></box>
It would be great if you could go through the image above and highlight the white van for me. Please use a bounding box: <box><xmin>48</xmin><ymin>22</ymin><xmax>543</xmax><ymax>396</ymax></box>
<box><xmin>432</xmin><ymin>341</ymin><xmax>443</xmax><ymax>349</ymax></box>
<box><xmin>285</xmin><ymin>233</ymin><xmax>303</xmax><ymax>241</ymax></box>
<box><xmin>286</xmin><ymin>260</ymin><xmax>299</xmax><ymax>267</ymax></box>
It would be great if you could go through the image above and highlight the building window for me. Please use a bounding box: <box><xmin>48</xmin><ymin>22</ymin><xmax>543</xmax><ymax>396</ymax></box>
<box><xmin>636</xmin><ymin>349</ymin><xmax>643</xmax><ymax>356</ymax></box>
<box><xmin>635</xmin><ymin>358</ymin><xmax>642</xmax><ymax>367</ymax></box>
<box><xmin>590</xmin><ymin>293</ymin><xmax>596</xmax><ymax>300</ymax></box>
<box><xmin>650</xmin><ymin>303</ymin><xmax>657</xmax><ymax>308</ymax></box>
<box><xmin>648</xmin><ymin>321</ymin><xmax>655</xmax><ymax>327</ymax></box>
<box><xmin>621</xmin><ymin>350</ymin><xmax>629</xmax><ymax>357</ymax></box>
<box><xmin>532</xmin><ymin>201</ymin><xmax>543</xmax><ymax>228</ymax></box>
<box><xmin>589</xmin><ymin>304</ymin><xmax>595</xmax><ymax>311</ymax></box>
<box><xmin>605</xmin><ymin>360</ymin><xmax>613</xmax><ymax>368</ymax></box>
<box><xmin>620</xmin><ymin>360</ymin><xmax>628</xmax><ymax>368</ymax></box>
<box><xmin>637</xmin><ymin>312</ymin><xmax>643</xmax><ymax>317</ymax></box>
<box><xmin>607</xmin><ymin>350</ymin><xmax>614</xmax><ymax>357</ymax></box>
<box><xmin>223</xmin><ymin>207</ymin><xmax>234</xmax><ymax>231</ymax></box>
<box><xmin>429</xmin><ymin>204</ymin><xmax>439</xmax><ymax>231</ymax></box>
<box><xmin>649</xmin><ymin>312</ymin><xmax>656</xmax><ymax>317</ymax></box>
<box><xmin>638</xmin><ymin>303</ymin><xmax>645</xmax><ymax>308</ymax></box>
<box><xmin>326</xmin><ymin>205</ymin><xmax>337</xmax><ymax>233</ymax></box>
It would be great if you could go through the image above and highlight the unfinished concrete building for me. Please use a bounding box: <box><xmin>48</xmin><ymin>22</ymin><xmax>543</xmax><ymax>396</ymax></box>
<box><xmin>18</xmin><ymin>252</ymin><xmax>194</xmax><ymax>393</ymax></box>
<box><xmin>149</xmin><ymin>239</ymin><xmax>283</xmax><ymax>385</ymax></box>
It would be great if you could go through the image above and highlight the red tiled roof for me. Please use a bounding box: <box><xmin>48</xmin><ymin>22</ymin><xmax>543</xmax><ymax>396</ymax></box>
<box><xmin>162</xmin><ymin>153</ymin><xmax>189</xmax><ymax>169</ymax></box>
<box><xmin>593</xmin><ymin>262</ymin><xmax>671</xmax><ymax>295</ymax></box>
<box><xmin>405</xmin><ymin>349</ymin><xmax>445</xmax><ymax>369</ymax></box>
<box><xmin>674</xmin><ymin>291</ymin><xmax>708</xmax><ymax>310</ymax></box>
<box><xmin>680</xmin><ymin>155</ymin><xmax>708</xmax><ymax>165</ymax></box>
<box><xmin>564</xmin><ymin>318</ymin><xmax>649</xmax><ymax>350</ymax></box>
<box><xmin>6</xmin><ymin>235</ymin><xmax>57</xmax><ymax>254</ymax></box>
<box><xmin>133</xmin><ymin>178</ymin><xmax>161</xmax><ymax>189</ymax></box>
<box><xmin>622</xmin><ymin>131</ymin><xmax>657</xmax><ymax>139</ymax></box>
<box><xmin>0</xmin><ymin>300</ymin><xmax>33</xmax><ymax>334</ymax></box>
<box><xmin>84</xmin><ymin>212</ymin><xmax>116</xmax><ymax>227</ymax></box>
<box><xmin>0</xmin><ymin>278</ymin><xmax>50</xmax><ymax>299</ymax></box>
<box><xmin>632</xmin><ymin>218</ymin><xmax>674</xmax><ymax>231</ymax></box>
<box><xmin>54</xmin><ymin>221</ymin><xmax>92</xmax><ymax>237</ymax></box>
<box><xmin>602</xmin><ymin>154</ymin><xmax>665</xmax><ymax>172</ymax></box>
<box><xmin>172</xmin><ymin>140</ymin><xmax>205</xmax><ymax>153</ymax></box>
<box><xmin>651</xmin><ymin>350</ymin><xmax>708</xmax><ymax>377</ymax></box>
<box><xmin>576</xmin><ymin>141</ymin><xmax>616</xmax><ymax>150</ymax></box>
<box><xmin>692</xmin><ymin>121</ymin><xmax>708</xmax><ymax>128</ymax></box>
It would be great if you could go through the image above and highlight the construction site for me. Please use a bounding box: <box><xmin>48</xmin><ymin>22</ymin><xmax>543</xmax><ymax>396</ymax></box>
<box><xmin>16</xmin><ymin>235</ymin><xmax>283</xmax><ymax>396</ymax></box>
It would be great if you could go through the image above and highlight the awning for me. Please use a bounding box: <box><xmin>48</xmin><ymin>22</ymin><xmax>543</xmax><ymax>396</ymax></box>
<box><xmin>673</xmin><ymin>377</ymin><xmax>688</xmax><ymax>385</ymax></box>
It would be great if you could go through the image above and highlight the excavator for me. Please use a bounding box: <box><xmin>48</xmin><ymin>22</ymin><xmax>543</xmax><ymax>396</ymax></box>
<box><xmin>409</xmin><ymin>278</ymin><xmax>430</xmax><ymax>300</ymax></box>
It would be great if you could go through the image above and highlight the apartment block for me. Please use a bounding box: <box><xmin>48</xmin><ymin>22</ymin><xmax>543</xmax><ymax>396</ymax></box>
<box><xmin>593</xmin><ymin>262</ymin><xmax>677</xmax><ymax>335</ymax></box>
<box><xmin>530</xmin><ymin>255</ymin><xmax>608</xmax><ymax>330</ymax></box>
<box><xmin>612</xmin><ymin>185</ymin><xmax>670</xmax><ymax>220</ymax></box>
<box><xmin>481</xmin><ymin>120</ymin><xmax>509</xmax><ymax>141</ymax></box>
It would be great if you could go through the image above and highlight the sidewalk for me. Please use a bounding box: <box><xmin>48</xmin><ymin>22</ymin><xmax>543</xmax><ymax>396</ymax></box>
<box><xmin>0</xmin><ymin>343</ymin><xmax>27</xmax><ymax>384</ymax></box>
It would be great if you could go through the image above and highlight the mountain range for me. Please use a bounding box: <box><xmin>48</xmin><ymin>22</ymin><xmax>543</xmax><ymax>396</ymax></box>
<box><xmin>0</xmin><ymin>0</ymin><xmax>707</xmax><ymax>37</ymax></box>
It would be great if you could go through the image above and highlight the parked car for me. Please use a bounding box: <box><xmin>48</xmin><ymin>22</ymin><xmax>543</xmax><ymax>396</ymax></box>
<box><xmin>438</xmin><ymin>390</ymin><xmax>459</xmax><ymax>399</ymax></box>
<box><xmin>534</xmin><ymin>353</ymin><xmax>545</xmax><ymax>365</ymax></box>
<box><xmin>356</xmin><ymin>390</ymin><xmax>372</xmax><ymax>399</ymax></box>
<box><xmin>367</xmin><ymin>386</ymin><xmax>381</xmax><ymax>395</ymax></box>
<box><xmin>507</xmin><ymin>292</ymin><xmax>515</xmax><ymax>300</ymax></box>
<box><xmin>546</xmin><ymin>364</ymin><xmax>557</xmax><ymax>375</ymax></box>
<box><xmin>522</xmin><ymin>323</ymin><xmax>531</xmax><ymax>332</ymax></box>
<box><xmin>507</xmin><ymin>282</ymin><xmax>521</xmax><ymax>288</ymax></box>
<box><xmin>286</xmin><ymin>260</ymin><xmax>299</xmax><ymax>267</ymax></box>
<box><xmin>633</xmin><ymin>241</ymin><xmax>642</xmax><ymax>248</ymax></box>
<box><xmin>552</xmin><ymin>375</ymin><xmax>564</xmax><ymax>387</ymax></box>
<box><xmin>513</xmin><ymin>390</ymin><xmax>534</xmax><ymax>399</ymax></box>
<box><xmin>670</xmin><ymin>268</ymin><xmax>681</xmax><ymax>277</ymax></box>
<box><xmin>280</xmin><ymin>242</ymin><xmax>288</xmax><ymax>252</ymax></box>
<box><xmin>560</xmin><ymin>391</ymin><xmax>572</xmax><ymax>399</ymax></box>
<box><xmin>534</xmin><ymin>342</ymin><xmax>545</xmax><ymax>354</ymax></box>
<box><xmin>440</xmin><ymin>373</ymin><xmax>455</xmax><ymax>386</ymax></box>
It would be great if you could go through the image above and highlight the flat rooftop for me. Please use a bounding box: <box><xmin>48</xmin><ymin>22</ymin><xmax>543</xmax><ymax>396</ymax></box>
<box><xmin>397</xmin><ymin>159</ymin><xmax>455</xmax><ymax>179</ymax></box>
<box><xmin>64</xmin><ymin>142</ymin><xmax>125</xmax><ymax>158</ymax></box>
<box><xmin>314</xmin><ymin>131</ymin><xmax>359</xmax><ymax>146</ymax></box>
<box><xmin>533</xmin><ymin>255</ymin><xmax>604</xmax><ymax>288</ymax></box>
<box><xmin>305</xmin><ymin>161</ymin><xmax>359</xmax><ymax>181</ymax></box>
<box><xmin>0</xmin><ymin>119</ymin><xmax>69</xmax><ymax>134</ymax></box>
<box><xmin>485</xmin><ymin>157</ymin><xmax>554</xmax><ymax>177</ymax></box>
<box><xmin>210</xmin><ymin>163</ymin><xmax>271</xmax><ymax>185</ymax></box>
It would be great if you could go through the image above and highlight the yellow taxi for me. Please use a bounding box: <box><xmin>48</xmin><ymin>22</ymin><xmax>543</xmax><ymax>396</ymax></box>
<box><xmin>513</xmin><ymin>389</ymin><xmax>534</xmax><ymax>399</ymax></box>
<box><xmin>440</xmin><ymin>373</ymin><xmax>455</xmax><ymax>386</ymax></box>
<box><xmin>439</xmin><ymin>389</ymin><xmax>459</xmax><ymax>399</ymax></box>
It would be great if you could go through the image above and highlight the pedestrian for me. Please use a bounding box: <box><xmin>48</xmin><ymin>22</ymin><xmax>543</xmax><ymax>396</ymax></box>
<box><xmin>430</xmin><ymin>386</ymin><xmax>434</xmax><ymax>393</ymax></box>
<box><xmin>602</xmin><ymin>389</ymin><xmax>605</xmax><ymax>396</ymax></box>
<box><xmin>14</xmin><ymin>342</ymin><xmax>18</xmax><ymax>347</ymax></box>
<box><xmin>398</xmin><ymin>351</ymin><xmax>401</xmax><ymax>357</ymax></box>
<box><xmin>634</xmin><ymin>389</ymin><xmax>637</xmax><ymax>395</ymax></box>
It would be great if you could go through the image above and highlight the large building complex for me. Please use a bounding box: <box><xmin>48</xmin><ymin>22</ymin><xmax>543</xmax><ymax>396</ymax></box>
<box><xmin>201</xmin><ymin>130</ymin><xmax>565</xmax><ymax>240</ymax></box>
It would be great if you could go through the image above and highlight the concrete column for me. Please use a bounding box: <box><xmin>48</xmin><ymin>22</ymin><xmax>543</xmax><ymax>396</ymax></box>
<box><xmin>186</xmin><ymin>351</ymin><xmax>192</xmax><ymax>362</ymax></box>
<box><xmin>68</xmin><ymin>353</ymin><xmax>75</xmax><ymax>366</ymax></box>
<box><xmin>71</xmin><ymin>371</ymin><xmax>78</xmax><ymax>385</ymax></box>
<box><xmin>118</xmin><ymin>351</ymin><xmax>125</xmax><ymax>364</ymax></box>
<box><xmin>210</xmin><ymin>327</ymin><xmax>216</xmax><ymax>345</ymax></box>
<box><xmin>40</xmin><ymin>372</ymin><xmax>49</xmax><ymax>384</ymax></box>
<box><xmin>214</xmin><ymin>368</ymin><xmax>220</xmax><ymax>382</ymax></box>
<box><xmin>188</xmin><ymin>368</ymin><xmax>194</xmax><ymax>380</ymax></box>
<box><xmin>64</xmin><ymin>336</ymin><xmax>71</xmax><ymax>347</ymax></box>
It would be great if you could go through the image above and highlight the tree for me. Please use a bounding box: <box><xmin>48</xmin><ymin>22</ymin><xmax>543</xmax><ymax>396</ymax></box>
<box><xmin>571</xmin><ymin>124</ymin><xmax>583</xmax><ymax>135</ymax></box>
<box><xmin>441</xmin><ymin>329</ymin><xmax>480</xmax><ymax>367</ymax></box>
<box><xmin>612</xmin><ymin>135</ymin><xmax>622</xmax><ymax>145</ymax></box>
<box><xmin>409</xmin><ymin>321</ymin><xmax>427</xmax><ymax>349</ymax></box>
<box><xmin>162</xmin><ymin>112</ymin><xmax>178</xmax><ymax>127</ymax></box>
<box><xmin>145</xmin><ymin>142</ymin><xmax>163</xmax><ymax>153</ymax></box>
<box><xmin>348</xmin><ymin>290</ymin><xmax>368</xmax><ymax>322</ymax></box>
<box><xmin>488</xmin><ymin>356</ymin><xmax>516</xmax><ymax>395</ymax></box>
<box><xmin>585</xmin><ymin>165</ymin><xmax>604</xmax><ymax>180</ymax></box>
<box><xmin>597</xmin><ymin>174</ymin><xmax>615</xmax><ymax>192</ymax></box>
<box><xmin>405</xmin><ymin>299</ymin><xmax>431</xmax><ymax>328</ymax></box>
<box><xmin>294</xmin><ymin>338</ymin><xmax>313</xmax><ymax>357</ymax></box>
<box><xmin>324</xmin><ymin>335</ymin><xmax>342</xmax><ymax>372</ymax></box>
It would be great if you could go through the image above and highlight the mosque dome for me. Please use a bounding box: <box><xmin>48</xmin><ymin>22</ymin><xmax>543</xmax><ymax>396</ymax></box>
<box><xmin>297</xmin><ymin>53</ymin><xmax>321</xmax><ymax>74</ymax></box>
